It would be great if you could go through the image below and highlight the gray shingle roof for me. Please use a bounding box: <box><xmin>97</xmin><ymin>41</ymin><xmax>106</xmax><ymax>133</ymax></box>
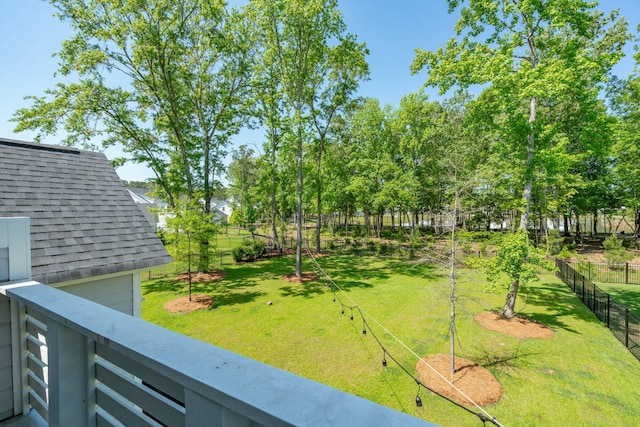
<box><xmin>0</xmin><ymin>138</ymin><xmax>172</xmax><ymax>284</ymax></box>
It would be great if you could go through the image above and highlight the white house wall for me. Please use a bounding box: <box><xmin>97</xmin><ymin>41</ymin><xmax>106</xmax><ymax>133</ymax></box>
<box><xmin>55</xmin><ymin>274</ymin><xmax>136</xmax><ymax>316</ymax></box>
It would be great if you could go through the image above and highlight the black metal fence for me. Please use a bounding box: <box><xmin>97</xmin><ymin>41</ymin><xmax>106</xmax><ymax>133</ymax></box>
<box><xmin>556</xmin><ymin>259</ymin><xmax>640</xmax><ymax>360</ymax></box>
<box><xmin>565</xmin><ymin>260</ymin><xmax>640</xmax><ymax>285</ymax></box>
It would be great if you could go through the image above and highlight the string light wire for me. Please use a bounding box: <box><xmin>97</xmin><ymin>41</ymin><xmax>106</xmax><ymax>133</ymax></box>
<box><xmin>304</xmin><ymin>242</ymin><xmax>504</xmax><ymax>427</ymax></box>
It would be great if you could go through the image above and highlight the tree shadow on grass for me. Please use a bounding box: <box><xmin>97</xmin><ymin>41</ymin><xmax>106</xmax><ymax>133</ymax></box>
<box><xmin>143</xmin><ymin>278</ymin><xmax>185</xmax><ymax>295</ymax></box>
<box><xmin>466</xmin><ymin>343</ymin><xmax>540</xmax><ymax>375</ymax></box>
<box><xmin>310</xmin><ymin>254</ymin><xmax>442</xmax><ymax>283</ymax></box>
<box><xmin>599</xmin><ymin>286</ymin><xmax>640</xmax><ymax>318</ymax></box>
<box><xmin>279</xmin><ymin>282</ymin><xmax>328</xmax><ymax>298</ymax></box>
<box><xmin>144</xmin><ymin>271</ymin><xmax>266</xmax><ymax>309</ymax></box>
<box><xmin>518</xmin><ymin>281</ymin><xmax>602</xmax><ymax>334</ymax></box>
<box><xmin>210</xmin><ymin>289</ymin><xmax>265</xmax><ymax>308</ymax></box>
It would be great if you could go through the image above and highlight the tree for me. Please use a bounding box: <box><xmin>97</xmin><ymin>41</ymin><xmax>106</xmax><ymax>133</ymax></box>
<box><xmin>481</xmin><ymin>230</ymin><xmax>554</xmax><ymax>319</ymax></box>
<box><xmin>249</xmin><ymin>0</ymin><xmax>365</xmax><ymax>276</ymax></box>
<box><xmin>412</xmin><ymin>0</ymin><xmax>629</xmax><ymax>318</ymax></box>
<box><xmin>611</xmin><ymin>75</ymin><xmax>640</xmax><ymax>244</ymax></box>
<box><xmin>165</xmin><ymin>197</ymin><xmax>218</xmax><ymax>301</ymax></box>
<box><xmin>13</xmin><ymin>0</ymin><xmax>256</xmax><ymax>270</ymax></box>
<box><xmin>308</xmin><ymin>35</ymin><xmax>369</xmax><ymax>253</ymax></box>
<box><xmin>228</xmin><ymin>144</ymin><xmax>260</xmax><ymax>232</ymax></box>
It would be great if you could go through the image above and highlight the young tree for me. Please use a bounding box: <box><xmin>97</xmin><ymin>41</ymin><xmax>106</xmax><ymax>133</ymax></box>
<box><xmin>482</xmin><ymin>230</ymin><xmax>554</xmax><ymax>319</ymax></box>
<box><xmin>13</xmin><ymin>0</ymin><xmax>256</xmax><ymax>270</ymax></box>
<box><xmin>165</xmin><ymin>197</ymin><xmax>218</xmax><ymax>301</ymax></box>
<box><xmin>412</xmin><ymin>0</ymin><xmax>628</xmax><ymax>318</ymax></box>
<box><xmin>249</xmin><ymin>0</ymin><xmax>366</xmax><ymax>277</ymax></box>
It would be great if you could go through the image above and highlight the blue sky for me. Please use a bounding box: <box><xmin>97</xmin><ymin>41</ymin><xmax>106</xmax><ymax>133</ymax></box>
<box><xmin>1</xmin><ymin>0</ymin><xmax>638</xmax><ymax>182</ymax></box>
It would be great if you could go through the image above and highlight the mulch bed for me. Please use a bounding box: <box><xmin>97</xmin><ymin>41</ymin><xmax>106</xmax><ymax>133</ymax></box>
<box><xmin>163</xmin><ymin>294</ymin><xmax>214</xmax><ymax>313</ymax></box>
<box><xmin>417</xmin><ymin>312</ymin><xmax>554</xmax><ymax>407</ymax></box>
<box><xmin>474</xmin><ymin>311</ymin><xmax>554</xmax><ymax>339</ymax></box>
<box><xmin>176</xmin><ymin>270</ymin><xmax>227</xmax><ymax>282</ymax></box>
<box><xmin>416</xmin><ymin>354</ymin><xmax>503</xmax><ymax>407</ymax></box>
<box><xmin>282</xmin><ymin>272</ymin><xmax>318</xmax><ymax>283</ymax></box>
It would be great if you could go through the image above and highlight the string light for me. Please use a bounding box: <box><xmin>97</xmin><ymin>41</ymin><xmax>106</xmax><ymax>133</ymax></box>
<box><xmin>303</xmin><ymin>242</ymin><xmax>504</xmax><ymax>427</ymax></box>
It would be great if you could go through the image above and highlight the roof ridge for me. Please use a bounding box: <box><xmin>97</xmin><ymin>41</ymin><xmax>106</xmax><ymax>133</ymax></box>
<box><xmin>0</xmin><ymin>137</ymin><xmax>81</xmax><ymax>154</ymax></box>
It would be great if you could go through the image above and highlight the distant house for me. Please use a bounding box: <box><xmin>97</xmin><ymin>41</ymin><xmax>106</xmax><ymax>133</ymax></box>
<box><xmin>212</xmin><ymin>198</ymin><xmax>233</xmax><ymax>222</ymax></box>
<box><xmin>127</xmin><ymin>187</ymin><xmax>158</xmax><ymax>231</ymax></box>
<box><xmin>0</xmin><ymin>138</ymin><xmax>172</xmax><ymax>317</ymax></box>
<box><xmin>156</xmin><ymin>197</ymin><xmax>233</xmax><ymax>230</ymax></box>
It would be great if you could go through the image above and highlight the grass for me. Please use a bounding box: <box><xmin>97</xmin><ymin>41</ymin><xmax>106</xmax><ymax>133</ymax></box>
<box><xmin>141</xmin><ymin>254</ymin><xmax>640</xmax><ymax>427</ymax></box>
<box><xmin>596</xmin><ymin>282</ymin><xmax>640</xmax><ymax>317</ymax></box>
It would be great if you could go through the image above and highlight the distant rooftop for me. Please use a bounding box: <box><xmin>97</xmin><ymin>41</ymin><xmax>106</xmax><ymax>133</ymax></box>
<box><xmin>0</xmin><ymin>138</ymin><xmax>171</xmax><ymax>283</ymax></box>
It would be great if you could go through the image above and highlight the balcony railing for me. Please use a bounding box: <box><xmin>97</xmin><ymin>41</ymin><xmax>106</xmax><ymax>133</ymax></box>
<box><xmin>0</xmin><ymin>219</ymin><xmax>434</xmax><ymax>427</ymax></box>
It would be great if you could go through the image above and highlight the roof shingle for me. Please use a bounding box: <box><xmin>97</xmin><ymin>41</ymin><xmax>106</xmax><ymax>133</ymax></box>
<box><xmin>0</xmin><ymin>138</ymin><xmax>172</xmax><ymax>284</ymax></box>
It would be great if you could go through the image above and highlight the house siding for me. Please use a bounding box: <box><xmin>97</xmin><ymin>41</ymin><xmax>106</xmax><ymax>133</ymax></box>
<box><xmin>0</xmin><ymin>294</ymin><xmax>13</xmax><ymax>421</ymax></box>
<box><xmin>58</xmin><ymin>274</ymin><xmax>135</xmax><ymax>316</ymax></box>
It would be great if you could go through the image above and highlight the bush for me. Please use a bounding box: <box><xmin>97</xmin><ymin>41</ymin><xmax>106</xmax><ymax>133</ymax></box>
<box><xmin>543</xmin><ymin>230</ymin><xmax>565</xmax><ymax>256</ymax></box>
<box><xmin>375</xmin><ymin>242</ymin><xmax>388</xmax><ymax>255</ymax></box>
<box><xmin>603</xmin><ymin>234</ymin><xmax>634</xmax><ymax>266</ymax></box>
<box><xmin>232</xmin><ymin>239</ymin><xmax>267</xmax><ymax>262</ymax></box>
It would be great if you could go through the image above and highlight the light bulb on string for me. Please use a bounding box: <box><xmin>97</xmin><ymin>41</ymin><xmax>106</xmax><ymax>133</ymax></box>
<box><xmin>382</xmin><ymin>351</ymin><xmax>387</xmax><ymax>367</ymax></box>
<box><xmin>415</xmin><ymin>383</ymin><xmax>423</xmax><ymax>407</ymax></box>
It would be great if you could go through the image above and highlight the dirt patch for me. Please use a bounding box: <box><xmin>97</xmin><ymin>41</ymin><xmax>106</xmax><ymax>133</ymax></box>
<box><xmin>163</xmin><ymin>294</ymin><xmax>214</xmax><ymax>313</ymax></box>
<box><xmin>176</xmin><ymin>270</ymin><xmax>227</xmax><ymax>282</ymax></box>
<box><xmin>282</xmin><ymin>272</ymin><xmax>318</xmax><ymax>283</ymax></box>
<box><xmin>416</xmin><ymin>354</ymin><xmax>503</xmax><ymax>407</ymax></box>
<box><xmin>475</xmin><ymin>311</ymin><xmax>554</xmax><ymax>339</ymax></box>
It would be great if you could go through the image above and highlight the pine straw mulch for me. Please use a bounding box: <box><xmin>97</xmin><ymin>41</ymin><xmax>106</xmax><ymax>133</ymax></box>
<box><xmin>417</xmin><ymin>311</ymin><xmax>554</xmax><ymax>407</ymax></box>
<box><xmin>282</xmin><ymin>272</ymin><xmax>318</xmax><ymax>283</ymax></box>
<box><xmin>163</xmin><ymin>271</ymin><xmax>227</xmax><ymax>313</ymax></box>
<box><xmin>164</xmin><ymin>294</ymin><xmax>214</xmax><ymax>313</ymax></box>
<box><xmin>417</xmin><ymin>354</ymin><xmax>503</xmax><ymax>407</ymax></box>
<box><xmin>176</xmin><ymin>270</ymin><xmax>227</xmax><ymax>282</ymax></box>
<box><xmin>474</xmin><ymin>311</ymin><xmax>554</xmax><ymax>339</ymax></box>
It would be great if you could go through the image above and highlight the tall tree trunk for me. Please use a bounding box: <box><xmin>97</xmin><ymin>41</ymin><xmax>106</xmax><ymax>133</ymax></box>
<box><xmin>519</xmin><ymin>97</ymin><xmax>536</xmax><ymax>230</ymax></box>
<box><xmin>315</xmin><ymin>190</ymin><xmax>322</xmax><ymax>254</ymax></box>
<box><xmin>271</xmin><ymin>171</ymin><xmax>281</xmax><ymax>255</ymax></box>
<box><xmin>315</xmin><ymin>137</ymin><xmax>324</xmax><ymax>254</ymax></box>
<box><xmin>635</xmin><ymin>207</ymin><xmax>640</xmax><ymax>249</ymax></box>
<box><xmin>508</xmin><ymin>96</ymin><xmax>536</xmax><ymax>318</ymax></box>
<box><xmin>296</xmin><ymin>125</ymin><xmax>303</xmax><ymax>277</ymax></box>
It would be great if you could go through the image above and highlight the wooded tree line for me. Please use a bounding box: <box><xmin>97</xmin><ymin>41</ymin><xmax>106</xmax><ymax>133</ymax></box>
<box><xmin>12</xmin><ymin>0</ymin><xmax>640</xmax><ymax>276</ymax></box>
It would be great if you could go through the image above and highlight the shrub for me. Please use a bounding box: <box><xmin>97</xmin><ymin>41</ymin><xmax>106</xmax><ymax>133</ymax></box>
<box><xmin>543</xmin><ymin>229</ymin><xmax>565</xmax><ymax>256</ymax></box>
<box><xmin>232</xmin><ymin>239</ymin><xmax>267</xmax><ymax>262</ymax></box>
<box><xmin>603</xmin><ymin>234</ymin><xmax>634</xmax><ymax>266</ymax></box>
<box><xmin>375</xmin><ymin>242</ymin><xmax>388</xmax><ymax>254</ymax></box>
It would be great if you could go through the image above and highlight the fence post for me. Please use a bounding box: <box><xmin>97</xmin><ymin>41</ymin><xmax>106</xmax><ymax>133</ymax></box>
<box><xmin>626</xmin><ymin>263</ymin><xmax>629</xmax><ymax>284</ymax></box>
<box><xmin>582</xmin><ymin>277</ymin><xmax>585</xmax><ymax>302</ymax></box>
<box><xmin>607</xmin><ymin>294</ymin><xmax>610</xmax><ymax>328</ymax></box>
<box><xmin>625</xmin><ymin>308</ymin><xmax>630</xmax><ymax>349</ymax></box>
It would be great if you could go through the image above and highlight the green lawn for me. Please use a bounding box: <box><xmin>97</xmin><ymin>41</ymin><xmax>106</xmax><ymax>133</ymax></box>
<box><xmin>142</xmin><ymin>254</ymin><xmax>640</xmax><ymax>427</ymax></box>
<box><xmin>596</xmin><ymin>282</ymin><xmax>640</xmax><ymax>318</ymax></box>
